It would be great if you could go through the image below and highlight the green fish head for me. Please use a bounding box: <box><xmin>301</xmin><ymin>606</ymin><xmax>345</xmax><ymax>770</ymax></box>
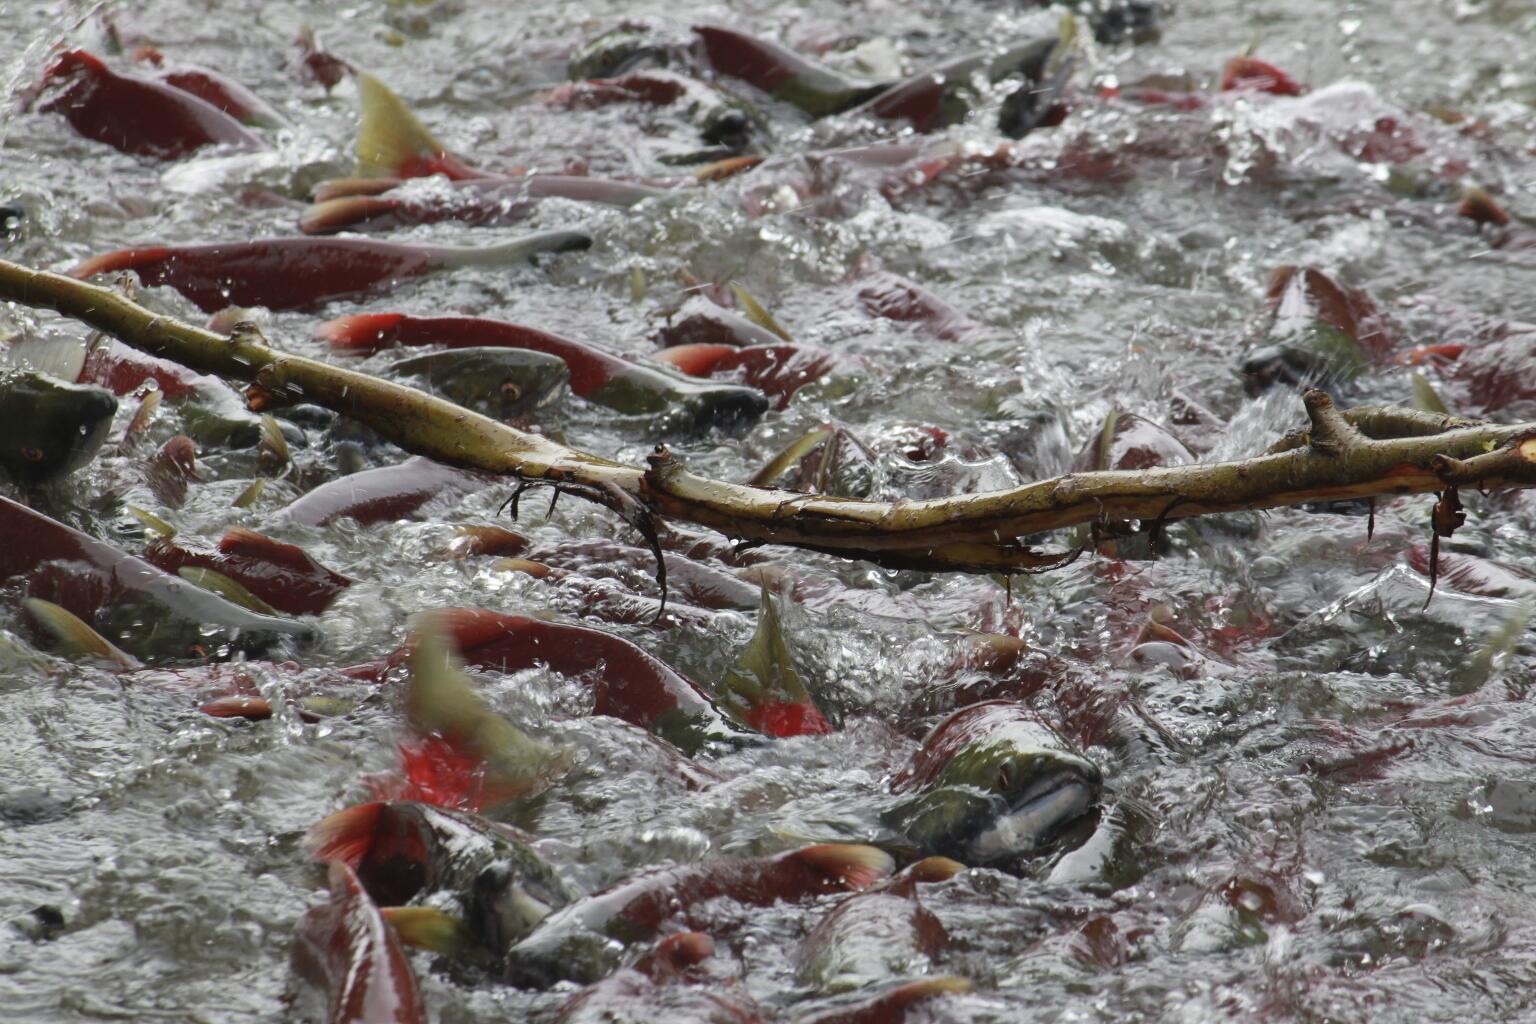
<box><xmin>891</xmin><ymin>735</ymin><xmax>1103</xmax><ymax>869</ymax></box>
<box><xmin>468</xmin><ymin>857</ymin><xmax>574</xmax><ymax>956</ymax></box>
<box><xmin>389</xmin><ymin>348</ymin><xmax>570</xmax><ymax>422</ymax></box>
<box><xmin>0</xmin><ymin>370</ymin><xmax>117</xmax><ymax>481</ymax></box>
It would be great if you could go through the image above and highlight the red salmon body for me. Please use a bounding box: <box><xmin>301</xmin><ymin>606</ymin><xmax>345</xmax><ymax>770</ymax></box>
<box><xmin>277</xmin><ymin>456</ymin><xmax>489</xmax><ymax>528</ymax></box>
<box><xmin>415</xmin><ymin>607</ymin><xmax>737</xmax><ymax>743</ymax></box>
<box><xmin>321</xmin><ymin>313</ymin><xmax>616</xmax><ymax>393</ymax></box>
<box><xmin>71</xmin><ymin>238</ymin><xmax>433</xmax><ymax>312</ymax></box>
<box><xmin>143</xmin><ymin>526</ymin><xmax>353</xmax><ymax>615</ymax></box>
<box><xmin>39</xmin><ymin>49</ymin><xmax>263</xmax><ymax>158</ymax></box>
<box><xmin>289</xmin><ymin>862</ymin><xmax>427</xmax><ymax>1024</ymax></box>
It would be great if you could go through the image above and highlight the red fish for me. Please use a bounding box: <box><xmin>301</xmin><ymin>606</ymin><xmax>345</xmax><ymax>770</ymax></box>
<box><xmin>795</xmin><ymin>857</ymin><xmax>961</xmax><ymax>992</ymax></box>
<box><xmin>506</xmin><ymin>844</ymin><xmax>894</xmax><ymax>986</ymax></box>
<box><xmin>1266</xmin><ymin>265</ymin><xmax>1397</xmax><ymax>362</ymax></box>
<box><xmin>295</xmin><ymin>26</ymin><xmax>352</xmax><ymax>91</ymax></box>
<box><xmin>1074</xmin><ymin>410</ymin><xmax>1195</xmax><ymax>473</ymax></box>
<box><xmin>143</xmin><ymin>526</ymin><xmax>353</xmax><ymax>615</ymax></box>
<box><xmin>371</xmin><ymin>612</ymin><xmax>571</xmax><ymax>814</ymax></box>
<box><xmin>1446</xmin><ymin>323</ymin><xmax>1536</xmax><ymax>412</ymax></box>
<box><xmin>79</xmin><ymin>334</ymin><xmax>213</xmax><ymax>400</ymax></box>
<box><xmin>539</xmin><ymin>69</ymin><xmax>761</xmax><ymax>152</ymax></box>
<box><xmin>288</xmin><ymin>862</ymin><xmax>427</xmax><ymax>1024</ymax></box>
<box><xmin>131</xmin><ymin>46</ymin><xmax>288</xmax><ymax>128</ymax></box>
<box><xmin>300</xmin><ymin>175</ymin><xmax>669</xmax><ymax>234</ymax></box>
<box><xmin>275</xmin><ymin>456</ymin><xmax>491</xmax><ymax>528</ymax></box>
<box><xmin>319</xmin><ymin>313</ymin><xmax>768</xmax><ymax>428</ymax></box>
<box><xmin>692</xmin><ymin>25</ymin><xmax>889</xmax><ymax>117</ymax></box>
<box><xmin>653</xmin><ymin>343</ymin><xmax>834</xmax><ymax>408</ymax></box>
<box><xmin>352</xmin><ymin>71</ymin><xmax>499</xmax><ymax>181</ymax></box>
<box><xmin>1405</xmin><ymin>544</ymin><xmax>1536</xmax><ymax>600</ymax></box>
<box><xmin>517</xmin><ymin>538</ymin><xmax>759</xmax><ymax>611</ymax></box>
<box><xmin>847</xmin><ymin>38</ymin><xmax>1063</xmax><ymax>137</ymax></box>
<box><xmin>70</xmin><ymin>231</ymin><xmax>591</xmax><ymax>313</ymax></box>
<box><xmin>797</xmin><ymin>978</ymin><xmax>973</xmax><ymax>1024</ymax></box>
<box><xmin>36</xmin><ymin>49</ymin><xmax>263</xmax><ymax>158</ymax></box>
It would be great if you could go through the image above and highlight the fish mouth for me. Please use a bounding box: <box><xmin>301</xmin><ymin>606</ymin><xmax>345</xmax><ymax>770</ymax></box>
<box><xmin>964</xmin><ymin>769</ymin><xmax>1100</xmax><ymax>866</ymax></box>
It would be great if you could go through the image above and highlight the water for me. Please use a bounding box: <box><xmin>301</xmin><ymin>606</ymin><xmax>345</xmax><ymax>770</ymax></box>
<box><xmin>3</xmin><ymin>0</ymin><xmax>1536</xmax><ymax>1021</ymax></box>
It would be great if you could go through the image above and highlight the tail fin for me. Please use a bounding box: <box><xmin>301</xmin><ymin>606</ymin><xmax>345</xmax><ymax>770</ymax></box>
<box><xmin>401</xmin><ymin>611</ymin><xmax>571</xmax><ymax>808</ymax></box>
<box><xmin>21</xmin><ymin>598</ymin><xmax>140</xmax><ymax>671</ymax></box>
<box><xmin>793</xmin><ymin>843</ymin><xmax>895</xmax><ymax>891</ymax></box>
<box><xmin>304</xmin><ymin>802</ymin><xmax>387</xmax><ymax>867</ymax></box>
<box><xmin>315</xmin><ymin>313</ymin><xmax>407</xmax><ymax>353</ymax></box>
<box><xmin>356</xmin><ymin>72</ymin><xmax>483</xmax><ymax>180</ymax></box>
<box><xmin>720</xmin><ymin>585</ymin><xmax>832</xmax><ymax>737</ymax></box>
<box><xmin>300</xmin><ymin>196</ymin><xmax>398</xmax><ymax>235</ymax></box>
<box><xmin>428</xmin><ymin>230</ymin><xmax>593</xmax><ymax>269</ymax></box>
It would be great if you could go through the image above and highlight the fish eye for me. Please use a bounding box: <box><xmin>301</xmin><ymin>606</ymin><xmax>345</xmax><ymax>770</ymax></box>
<box><xmin>500</xmin><ymin>382</ymin><xmax>523</xmax><ymax>401</ymax></box>
<box><xmin>20</xmin><ymin>446</ymin><xmax>47</xmax><ymax>462</ymax></box>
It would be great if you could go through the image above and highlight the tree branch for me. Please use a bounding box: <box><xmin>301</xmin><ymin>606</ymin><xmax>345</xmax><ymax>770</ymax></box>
<box><xmin>6</xmin><ymin>255</ymin><xmax>1536</xmax><ymax>574</ymax></box>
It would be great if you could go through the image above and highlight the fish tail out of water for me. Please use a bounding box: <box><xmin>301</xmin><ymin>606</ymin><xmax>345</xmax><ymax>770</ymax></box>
<box><xmin>355</xmin><ymin>71</ymin><xmax>452</xmax><ymax>178</ymax></box>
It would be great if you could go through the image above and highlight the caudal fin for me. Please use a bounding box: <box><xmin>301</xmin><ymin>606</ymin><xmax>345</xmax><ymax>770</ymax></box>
<box><xmin>793</xmin><ymin>843</ymin><xmax>895</xmax><ymax>891</ymax></box>
<box><xmin>356</xmin><ymin>72</ymin><xmax>483</xmax><ymax>180</ymax></box>
<box><xmin>720</xmin><ymin>585</ymin><xmax>832</xmax><ymax>737</ymax></box>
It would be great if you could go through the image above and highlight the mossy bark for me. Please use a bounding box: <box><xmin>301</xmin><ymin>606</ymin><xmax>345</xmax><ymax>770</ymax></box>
<box><xmin>6</xmin><ymin>256</ymin><xmax>1534</xmax><ymax>575</ymax></box>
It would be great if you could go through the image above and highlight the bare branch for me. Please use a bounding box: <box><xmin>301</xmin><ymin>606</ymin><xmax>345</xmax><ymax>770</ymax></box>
<box><xmin>7</xmin><ymin>255</ymin><xmax>1536</xmax><ymax>574</ymax></box>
